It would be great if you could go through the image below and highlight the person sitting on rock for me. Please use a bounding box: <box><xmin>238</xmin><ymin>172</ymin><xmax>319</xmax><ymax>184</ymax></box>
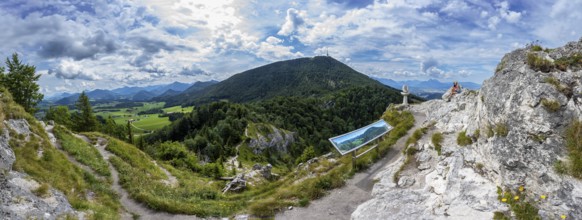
<box><xmin>442</xmin><ymin>81</ymin><xmax>462</xmax><ymax>101</ymax></box>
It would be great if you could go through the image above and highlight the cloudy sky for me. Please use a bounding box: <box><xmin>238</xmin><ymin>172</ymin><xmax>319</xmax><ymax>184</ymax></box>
<box><xmin>0</xmin><ymin>0</ymin><xmax>580</xmax><ymax>97</ymax></box>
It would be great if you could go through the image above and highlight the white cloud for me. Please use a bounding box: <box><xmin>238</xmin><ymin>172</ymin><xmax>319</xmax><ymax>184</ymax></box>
<box><xmin>48</xmin><ymin>59</ymin><xmax>101</xmax><ymax>81</ymax></box>
<box><xmin>277</xmin><ymin>8</ymin><xmax>306</xmax><ymax>36</ymax></box>
<box><xmin>497</xmin><ymin>1</ymin><xmax>522</xmax><ymax>23</ymax></box>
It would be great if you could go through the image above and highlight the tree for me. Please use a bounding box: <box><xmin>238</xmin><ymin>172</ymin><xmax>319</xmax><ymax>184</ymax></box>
<box><xmin>45</xmin><ymin>106</ymin><xmax>72</xmax><ymax>128</ymax></box>
<box><xmin>100</xmin><ymin>116</ymin><xmax>127</xmax><ymax>141</ymax></box>
<box><xmin>0</xmin><ymin>53</ymin><xmax>43</xmax><ymax>113</ymax></box>
<box><xmin>73</xmin><ymin>92</ymin><xmax>98</xmax><ymax>132</ymax></box>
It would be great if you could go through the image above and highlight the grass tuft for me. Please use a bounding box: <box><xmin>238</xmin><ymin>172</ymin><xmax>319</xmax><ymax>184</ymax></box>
<box><xmin>457</xmin><ymin>130</ymin><xmax>473</xmax><ymax>146</ymax></box>
<box><xmin>431</xmin><ymin>132</ymin><xmax>443</xmax><ymax>156</ymax></box>
<box><xmin>541</xmin><ymin>98</ymin><xmax>560</xmax><ymax>112</ymax></box>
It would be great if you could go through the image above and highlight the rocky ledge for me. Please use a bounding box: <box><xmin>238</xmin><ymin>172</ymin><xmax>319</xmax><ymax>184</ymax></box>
<box><xmin>353</xmin><ymin>38</ymin><xmax>582</xmax><ymax>219</ymax></box>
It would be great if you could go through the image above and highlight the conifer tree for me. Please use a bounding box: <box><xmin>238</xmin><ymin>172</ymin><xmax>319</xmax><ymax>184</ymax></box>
<box><xmin>0</xmin><ymin>53</ymin><xmax>43</xmax><ymax>113</ymax></box>
<box><xmin>73</xmin><ymin>92</ymin><xmax>98</xmax><ymax>132</ymax></box>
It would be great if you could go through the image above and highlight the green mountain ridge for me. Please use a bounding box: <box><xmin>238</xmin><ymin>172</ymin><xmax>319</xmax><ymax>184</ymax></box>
<box><xmin>163</xmin><ymin>56</ymin><xmax>394</xmax><ymax>106</ymax></box>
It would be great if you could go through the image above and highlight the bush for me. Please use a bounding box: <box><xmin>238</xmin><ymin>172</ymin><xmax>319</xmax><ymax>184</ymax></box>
<box><xmin>457</xmin><ymin>131</ymin><xmax>473</xmax><ymax>146</ymax></box>
<box><xmin>526</xmin><ymin>53</ymin><xmax>553</xmax><ymax>72</ymax></box>
<box><xmin>541</xmin><ymin>98</ymin><xmax>560</xmax><ymax>112</ymax></box>
<box><xmin>431</xmin><ymin>132</ymin><xmax>443</xmax><ymax>156</ymax></box>
<box><xmin>495</xmin><ymin>123</ymin><xmax>509</xmax><ymax>137</ymax></box>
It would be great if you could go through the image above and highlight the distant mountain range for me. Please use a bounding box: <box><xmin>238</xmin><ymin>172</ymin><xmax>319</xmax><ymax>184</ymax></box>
<box><xmin>160</xmin><ymin>56</ymin><xmax>415</xmax><ymax>106</ymax></box>
<box><xmin>46</xmin><ymin>81</ymin><xmax>218</xmax><ymax>105</ymax></box>
<box><xmin>373</xmin><ymin>78</ymin><xmax>481</xmax><ymax>99</ymax></box>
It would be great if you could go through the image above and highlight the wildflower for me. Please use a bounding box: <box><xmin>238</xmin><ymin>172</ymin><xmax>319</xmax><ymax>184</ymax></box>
<box><xmin>519</xmin><ymin>186</ymin><xmax>524</xmax><ymax>192</ymax></box>
<box><xmin>540</xmin><ymin>195</ymin><xmax>546</xmax><ymax>200</ymax></box>
<box><xmin>514</xmin><ymin>196</ymin><xmax>519</xmax><ymax>200</ymax></box>
<box><xmin>561</xmin><ymin>215</ymin><xmax>567</xmax><ymax>219</ymax></box>
<box><xmin>501</xmin><ymin>198</ymin><xmax>507</xmax><ymax>202</ymax></box>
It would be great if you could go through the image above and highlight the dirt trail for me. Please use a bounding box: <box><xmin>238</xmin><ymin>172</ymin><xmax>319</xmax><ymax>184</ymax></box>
<box><xmin>276</xmin><ymin>111</ymin><xmax>427</xmax><ymax>220</ymax></box>
<box><xmin>75</xmin><ymin>134</ymin><xmax>203</xmax><ymax>220</ymax></box>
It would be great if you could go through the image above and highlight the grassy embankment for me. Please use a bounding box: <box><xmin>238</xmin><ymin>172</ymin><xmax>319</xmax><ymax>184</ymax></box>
<box><xmin>53</xmin><ymin>125</ymin><xmax>111</xmax><ymax>178</ymax></box>
<box><xmin>2</xmin><ymin>88</ymin><xmax>121</xmax><ymax>219</ymax></box>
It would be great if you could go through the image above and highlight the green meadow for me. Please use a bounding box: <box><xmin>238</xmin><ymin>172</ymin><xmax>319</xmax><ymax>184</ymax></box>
<box><xmin>94</xmin><ymin>102</ymin><xmax>194</xmax><ymax>133</ymax></box>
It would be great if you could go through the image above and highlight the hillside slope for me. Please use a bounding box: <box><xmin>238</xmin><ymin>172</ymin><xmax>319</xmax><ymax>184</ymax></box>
<box><xmin>163</xmin><ymin>56</ymin><xmax>396</xmax><ymax>106</ymax></box>
<box><xmin>354</xmin><ymin>39</ymin><xmax>582</xmax><ymax>219</ymax></box>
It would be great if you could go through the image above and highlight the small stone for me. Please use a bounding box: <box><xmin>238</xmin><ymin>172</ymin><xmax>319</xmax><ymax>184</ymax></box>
<box><xmin>288</xmin><ymin>206</ymin><xmax>293</xmax><ymax>210</ymax></box>
<box><xmin>418</xmin><ymin>163</ymin><xmax>431</xmax><ymax>170</ymax></box>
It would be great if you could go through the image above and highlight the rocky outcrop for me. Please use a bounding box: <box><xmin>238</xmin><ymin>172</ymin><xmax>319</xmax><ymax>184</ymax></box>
<box><xmin>0</xmin><ymin>128</ymin><xmax>15</xmax><ymax>175</ymax></box>
<box><xmin>248</xmin><ymin>123</ymin><xmax>296</xmax><ymax>154</ymax></box>
<box><xmin>0</xmin><ymin>119</ymin><xmax>79</xmax><ymax>219</ymax></box>
<box><xmin>354</xmin><ymin>38</ymin><xmax>582</xmax><ymax>219</ymax></box>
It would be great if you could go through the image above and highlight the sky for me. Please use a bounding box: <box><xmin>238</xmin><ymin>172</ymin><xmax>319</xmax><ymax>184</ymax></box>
<box><xmin>0</xmin><ymin>0</ymin><xmax>581</xmax><ymax>97</ymax></box>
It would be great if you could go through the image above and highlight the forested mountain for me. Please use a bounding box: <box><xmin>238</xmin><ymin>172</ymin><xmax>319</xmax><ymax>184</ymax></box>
<box><xmin>161</xmin><ymin>56</ymin><xmax>391</xmax><ymax>106</ymax></box>
<box><xmin>145</xmin><ymin>56</ymin><xmax>422</xmax><ymax>164</ymax></box>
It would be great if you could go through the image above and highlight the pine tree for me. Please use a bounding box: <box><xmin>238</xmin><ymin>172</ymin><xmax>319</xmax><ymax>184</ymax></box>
<box><xmin>0</xmin><ymin>53</ymin><xmax>44</xmax><ymax>113</ymax></box>
<box><xmin>45</xmin><ymin>106</ymin><xmax>72</xmax><ymax>128</ymax></box>
<box><xmin>73</xmin><ymin>92</ymin><xmax>98</xmax><ymax>132</ymax></box>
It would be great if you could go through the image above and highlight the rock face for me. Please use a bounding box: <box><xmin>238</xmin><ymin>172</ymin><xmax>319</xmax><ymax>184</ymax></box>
<box><xmin>248</xmin><ymin>123</ymin><xmax>296</xmax><ymax>154</ymax></box>
<box><xmin>353</xmin><ymin>39</ymin><xmax>582</xmax><ymax>219</ymax></box>
<box><xmin>0</xmin><ymin>128</ymin><xmax>15</xmax><ymax>175</ymax></box>
<box><xmin>0</xmin><ymin>119</ymin><xmax>78</xmax><ymax>219</ymax></box>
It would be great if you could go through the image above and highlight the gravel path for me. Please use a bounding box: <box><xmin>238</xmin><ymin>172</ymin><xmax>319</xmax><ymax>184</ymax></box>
<box><xmin>276</xmin><ymin>111</ymin><xmax>426</xmax><ymax>220</ymax></box>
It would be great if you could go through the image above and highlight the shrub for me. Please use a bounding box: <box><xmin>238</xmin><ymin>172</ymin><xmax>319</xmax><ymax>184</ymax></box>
<box><xmin>495</xmin><ymin>123</ymin><xmax>509</xmax><ymax>137</ymax></box>
<box><xmin>526</xmin><ymin>53</ymin><xmax>553</xmax><ymax>72</ymax></box>
<box><xmin>541</xmin><ymin>98</ymin><xmax>560</xmax><ymax>112</ymax></box>
<box><xmin>431</xmin><ymin>132</ymin><xmax>443</xmax><ymax>156</ymax></box>
<box><xmin>457</xmin><ymin>131</ymin><xmax>473</xmax><ymax>146</ymax></box>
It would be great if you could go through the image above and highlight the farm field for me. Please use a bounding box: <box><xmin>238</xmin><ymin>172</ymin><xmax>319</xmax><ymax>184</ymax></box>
<box><xmin>94</xmin><ymin>102</ymin><xmax>193</xmax><ymax>133</ymax></box>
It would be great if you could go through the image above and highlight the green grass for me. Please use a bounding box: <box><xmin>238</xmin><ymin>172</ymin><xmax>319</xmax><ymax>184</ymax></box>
<box><xmin>541</xmin><ymin>98</ymin><xmax>561</xmax><ymax>112</ymax></box>
<box><xmin>457</xmin><ymin>130</ymin><xmax>473</xmax><ymax>146</ymax></box>
<box><xmin>95</xmin><ymin>102</ymin><xmax>194</xmax><ymax>133</ymax></box>
<box><xmin>394</xmin><ymin>125</ymin><xmax>426</xmax><ymax>183</ymax></box>
<box><xmin>495</xmin><ymin>123</ymin><xmax>509</xmax><ymax>137</ymax></box>
<box><xmin>526</xmin><ymin>53</ymin><xmax>553</xmax><ymax>72</ymax></box>
<box><xmin>32</xmin><ymin>183</ymin><xmax>50</xmax><ymax>198</ymax></box>
<box><xmin>53</xmin><ymin>126</ymin><xmax>111</xmax><ymax>177</ymax></box>
<box><xmin>555</xmin><ymin>53</ymin><xmax>582</xmax><ymax>71</ymax></box>
<box><xmin>565</xmin><ymin>120</ymin><xmax>582</xmax><ymax>179</ymax></box>
<box><xmin>531</xmin><ymin>45</ymin><xmax>543</xmax><ymax>52</ymax></box>
<box><xmin>162</xmin><ymin>105</ymin><xmax>194</xmax><ymax>113</ymax></box>
<box><xmin>8</xmin><ymin>120</ymin><xmax>120</xmax><ymax>218</ymax></box>
<box><xmin>431</xmin><ymin>132</ymin><xmax>443</xmax><ymax>156</ymax></box>
<box><xmin>497</xmin><ymin>187</ymin><xmax>541</xmax><ymax>220</ymax></box>
<box><xmin>544</xmin><ymin>77</ymin><xmax>572</xmax><ymax>97</ymax></box>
